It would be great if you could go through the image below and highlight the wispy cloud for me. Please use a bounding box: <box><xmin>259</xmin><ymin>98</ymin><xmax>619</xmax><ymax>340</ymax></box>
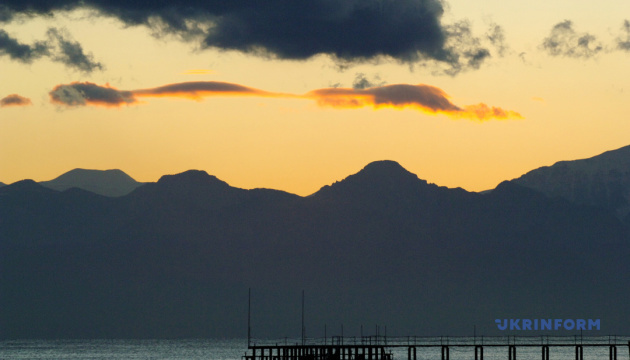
<box><xmin>441</xmin><ymin>20</ymin><xmax>492</xmax><ymax>75</ymax></box>
<box><xmin>1</xmin><ymin>93</ymin><xmax>32</xmax><ymax>107</ymax></box>
<box><xmin>48</xmin><ymin>80</ymin><xmax>521</xmax><ymax>121</ymax></box>
<box><xmin>486</xmin><ymin>23</ymin><xmax>508</xmax><ymax>57</ymax></box>
<box><xmin>0</xmin><ymin>29</ymin><xmax>49</xmax><ymax>63</ymax></box>
<box><xmin>616</xmin><ymin>20</ymin><xmax>630</xmax><ymax>51</ymax></box>
<box><xmin>352</xmin><ymin>73</ymin><xmax>386</xmax><ymax>90</ymax></box>
<box><xmin>0</xmin><ymin>27</ymin><xmax>103</xmax><ymax>72</ymax></box>
<box><xmin>541</xmin><ymin>20</ymin><xmax>603</xmax><ymax>59</ymax></box>
<box><xmin>46</xmin><ymin>28</ymin><xmax>103</xmax><ymax>72</ymax></box>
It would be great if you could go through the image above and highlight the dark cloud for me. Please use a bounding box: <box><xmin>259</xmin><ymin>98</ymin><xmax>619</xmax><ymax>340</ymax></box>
<box><xmin>0</xmin><ymin>29</ymin><xmax>49</xmax><ymax>62</ymax></box>
<box><xmin>1</xmin><ymin>93</ymin><xmax>32</xmax><ymax>107</ymax></box>
<box><xmin>0</xmin><ymin>6</ymin><xmax>12</xmax><ymax>22</ymax></box>
<box><xmin>47</xmin><ymin>28</ymin><xmax>103</xmax><ymax>72</ymax></box>
<box><xmin>617</xmin><ymin>20</ymin><xmax>630</xmax><ymax>51</ymax></box>
<box><xmin>200</xmin><ymin>0</ymin><xmax>447</xmax><ymax>61</ymax></box>
<box><xmin>50</xmin><ymin>82</ymin><xmax>136</xmax><ymax>107</ymax></box>
<box><xmin>541</xmin><ymin>20</ymin><xmax>603</xmax><ymax>59</ymax></box>
<box><xmin>0</xmin><ymin>0</ymin><xmax>493</xmax><ymax>73</ymax></box>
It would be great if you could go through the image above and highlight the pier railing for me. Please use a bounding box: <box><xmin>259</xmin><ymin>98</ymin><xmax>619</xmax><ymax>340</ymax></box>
<box><xmin>245</xmin><ymin>335</ymin><xmax>630</xmax><ymax>360</ymax></box>
<box><xmin>249</xmin><ymin>335</ymin><xmax>630</xmax><ymax>347</ymax></box>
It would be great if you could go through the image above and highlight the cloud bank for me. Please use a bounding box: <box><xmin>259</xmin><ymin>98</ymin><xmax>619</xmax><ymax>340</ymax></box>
<box><xmin>1</xmin><ymin>93</ymin><xmax>32</xmax><ymax>107</ymax></box>
<box><xmin>49</xmin><ymin>81</ymin><xmax>521</xmax><ymax>121</ymax></box>
<box><xmin>0</xmin><ymin>0</ymin><xmax>497</xmax><ymax>74</ymax></box>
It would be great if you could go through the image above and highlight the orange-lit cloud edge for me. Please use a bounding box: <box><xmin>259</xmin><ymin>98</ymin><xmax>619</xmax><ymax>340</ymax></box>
<box><xmin>1</xmin><ymin>94</ymin><xmax>33</xmax><ymax>107</ymax></box>
<box><xmin>49</xmin><ymin>81</ymin><xmax>522</xmax><ymax>121</ymax></box>
<box><xmin>182</xmin><ymin>69</ymin><xmax>214</xmax><ymax>75</ymax></box>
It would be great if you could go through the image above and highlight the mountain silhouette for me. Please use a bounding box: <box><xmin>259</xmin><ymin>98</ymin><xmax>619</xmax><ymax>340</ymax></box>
<box><xmin>512</xmin><ymin>144</ymin><xmax>630</xmax><ymax>220</ymax></box>
<box><xmin>39</xmin><ymin>168</ymin><xmax>143</xmax><ymax>197</ymax></box>
<box><xmin>312</xmin><ymin>160</ymin><xmax>437</xmax><ymax>201</ymax></box>
<box><xmin>0</xmin><ymin>181</ymin><xmax>5</xmax><ymax>187</ymax></box>
<box><xmin>1</xmin><ymin>156</ymin><xmax>629</xmax><ymax>339</ymax></box>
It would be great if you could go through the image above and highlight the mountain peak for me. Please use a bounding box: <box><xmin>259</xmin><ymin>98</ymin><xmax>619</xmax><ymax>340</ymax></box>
<box><xmin>312</xmin><ymin>160</ymin><xmax>431</xmax><ymax>200</ymax></box>
<box><xmin>360</xmin><ymin>160</ymin><xmax>409</xmax><ymax>173</ymax></box>
<box><xmin>346</xmin><ymin>160</ymin><xmax>425</xmax><ymax>186</ymax></box>
<box><xmin>40</xmin><ymin>168</ymin><xmax>141</xmax><ymax>197</ymax></box>
<box><xmin>156</xmin><ymin>170</ymin><xmax>230</xmax><ymax>189</ymax></box>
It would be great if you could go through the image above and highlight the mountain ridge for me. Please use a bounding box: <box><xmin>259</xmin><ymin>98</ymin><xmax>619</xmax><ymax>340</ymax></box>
<box><xmin>4</xmin><ymin>144</ymin><xmax>629</xmax><ymax>202</ymax></box>
<box><xmin>39</xmin><ymin>168</ymin><xmax>143</xmax><ymax>197</ymax></box>
<box><xmin>512</xmin><ymin>144</ymin><xmax>630</xmax><ymax>218</ymax></box>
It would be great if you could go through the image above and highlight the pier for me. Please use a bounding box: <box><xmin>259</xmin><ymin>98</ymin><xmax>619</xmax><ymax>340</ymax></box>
<box><xmin>244</xmin><ymin>335</ymin><xmax>630</xmax><ymax>360</ymax></box>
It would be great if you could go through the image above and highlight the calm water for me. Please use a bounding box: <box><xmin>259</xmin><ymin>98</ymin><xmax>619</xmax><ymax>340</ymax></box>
<box><xmin>0</xmin><ymin>338</ymin><xmax>628</xmax><ymax>360</ymax></box>
<box><xmin>0</xmin><ymin>339</ymin><xmax>248</xmax><ymax>360</ymax></box>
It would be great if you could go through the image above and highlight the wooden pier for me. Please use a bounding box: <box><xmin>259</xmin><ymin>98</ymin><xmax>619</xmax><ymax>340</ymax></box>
<box><xmin>244</xmin><ymin>336</ymin><xmax>630</xmax><ymax>360</ymax></box>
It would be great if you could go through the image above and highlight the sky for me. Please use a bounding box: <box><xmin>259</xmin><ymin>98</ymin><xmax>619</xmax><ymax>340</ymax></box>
<box><xmin>1</xmin><ymin>0</ymin><xmax>630</xmax><ymax>195</ymax></box>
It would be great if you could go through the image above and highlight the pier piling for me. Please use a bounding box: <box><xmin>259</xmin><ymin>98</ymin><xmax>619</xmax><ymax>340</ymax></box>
<box><xmin>542</xmin><ymin>345</ymin><xmax>549</xmax><ymax>360</ymax></box>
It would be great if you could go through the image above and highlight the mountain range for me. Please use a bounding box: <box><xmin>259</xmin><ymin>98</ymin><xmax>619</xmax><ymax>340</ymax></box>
<box><xmin>512</xmin><ymin>144</ymin><xmax>630</xmax><ymax>220</ymax></box>
<box><xmin>1</xmin><ymin>145</ymin><xmax>630</xmax><ymax>339</ymax></box>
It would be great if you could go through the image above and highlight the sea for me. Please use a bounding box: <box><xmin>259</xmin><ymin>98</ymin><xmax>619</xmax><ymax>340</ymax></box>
<box><xmin>0</xmin><ymin>337</ymin><xmax>628</xmax><ymax>360</ymax></box>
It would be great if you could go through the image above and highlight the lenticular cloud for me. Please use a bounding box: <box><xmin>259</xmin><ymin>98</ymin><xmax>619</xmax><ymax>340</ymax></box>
<box><xmin>48</xmin><ymin>80</ymin><xmax>522</xmax><ymax>121</ymax></box>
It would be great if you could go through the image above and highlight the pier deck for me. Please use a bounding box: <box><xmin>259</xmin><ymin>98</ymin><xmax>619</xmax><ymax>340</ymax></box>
<box><xmin>244</xmin><ymin>336</ymin><xmax>630</xmax><ymax>360</ymax></box>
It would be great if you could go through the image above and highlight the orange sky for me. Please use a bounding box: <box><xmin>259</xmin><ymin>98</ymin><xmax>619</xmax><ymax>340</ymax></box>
<box><xmin>1</xmin><ymin>1</ymin><xmax>630</xmax><ymax>195</ymax></box>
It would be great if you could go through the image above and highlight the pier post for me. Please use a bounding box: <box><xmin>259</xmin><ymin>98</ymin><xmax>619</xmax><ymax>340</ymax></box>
<box><xmin>575</xmin><ymin>346</ymin><xmax>583</xmax><ymax>360</ymax></box>
<box><xmin>475</xmin><ymin>346</ymin><xmax>483</xmax><ymax>360</ymax></box>
<box><xmin>441</xmin><ymin>346</ymin><xmax>449</xmax><ymax>360</ymax></box>
<box><xmin>509</xmin><ymin>345</ymin><xmax>516</xmax><ymax>360</ymax></box>
<box><xmin>610</xmin><ymin>346</ymin><xmax>617</xmax><ymax>360</ymax></box>
<box><xmin>407</xmin><ymin>347</ymin><xmax>416</xmax><ymax>360</ymax></box>
<box><xmin>542</xmin><ymin>346</ymin><xmax>549</xmax><ymax>360</ymax></box>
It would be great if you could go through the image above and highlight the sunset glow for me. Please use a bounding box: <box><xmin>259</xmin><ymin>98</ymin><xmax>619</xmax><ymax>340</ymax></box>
<box><xmin>1</xmin><ymin>0</ymin><xmax>629</xmax><ymax>195</ymax></box>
